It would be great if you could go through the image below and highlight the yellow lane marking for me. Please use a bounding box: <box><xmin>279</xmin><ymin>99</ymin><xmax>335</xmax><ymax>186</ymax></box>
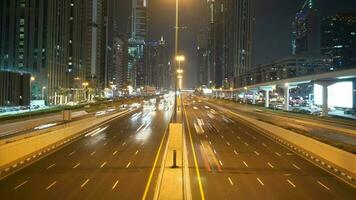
<box><xmin>141</xmin><ymin>123</ymin><xmax>169</xmax><ymax>200</ymax></box>
<box><xmin>184</xmin><ymin>103</ymin><xmax>206</xmax><ymax>200</ymax></box>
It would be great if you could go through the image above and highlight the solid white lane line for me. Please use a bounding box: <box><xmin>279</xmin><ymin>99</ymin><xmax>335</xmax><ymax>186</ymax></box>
<box><xmin>81</xmin><ymin>179</ymin><xmax>90</xmax><ymax>188</ymax></box>
<box><xmin>14</xmin><ymin>181</ymin><xmax>28</xmax><ymax>190</ymax></box>
<box><xmin>100</xmin><ymin>161</ymin><xmax>107</xmax><ymax>168</ymax></box>
<box><xmin>243</xmin><ymin>161</ymin><xmax>249</xmax><ymax>167</ymax></box>
<box><xmin>228</xmin><ymin>177</ymin><xmax>234</xmax><ymax>186</ymax></box>
<box><xmin>112</xmin><ymin>180</ymin><xmax>119</xmax><ymax>190</ymax></box>
<box><xmin>287</xmin><ymin>179</ymin><xmax>296</xmax><ymax>188</ymax></box>
<box><xmin>135</xmin><ymin>150</ymin><xmax>139</xmax><ymax>155</ymax></box>
<box><xmin>234</xmin><ymin>150</ymin><xmax>238</xmax><ymax>155</ymax></box>
<box><xmin>262</xmin><ymin>143</ymin><xmax>267</xmax><ymax>147</ymax></box>
<box><xmin>219</xmin><ymin>160</ymin><xmax>223</xmax><ymax>167</ymax></box>
<box><xmin>293</xmin><ymin>164</ymin><xmax>301</xmax><ymax>170</ymax></box>
<box><xmin>122</xmin><ymin>142</ymin><xmax>126</xmax><ymax>146</ymax></box>
<box><xmin>46</xmin><ymin>181</ymin><xmax>57</xmax><ymax>190</ymax></box>
<box><xmin>126</xmin><ymin>162</ymin><xmax>131</xmax><ymax>168</ymax></box>
<box><xmin>244</xmin><ymin>142</ymin><xmax>249</xmax><ymax>146</ymax></box>
<box><xmin>254</xmin><ymin>151</ymin><xmax>260</xmax><ymax>156</ymax></box>
<box><xmin>267</xmin><ymin>162</ymin><xmax>274</xmax><ymax>168</ymax></box>
<box><xmin>73</xmin><ymin>163</ymin><xmax>80</xmax><ymax>169</ymax></box>
<box><xmin>275</xmin><ymin>152</ymin><xmax>282</xmax><ymax>157</ymax></box>
<box><xmin>90</xmin><ymin>151</ymin><xmax>96</xmax><ymax>156</ymax></box>
<box><xmin>257</xmin><ymin>177</ymin><xmax>264</xmax><ymax>186</ymax></box>
<box><xmin>68</xmin><ymin>151</ymin><xmax>75</xmax><ymax>156</ymax></box>
<box><xmin>113</xmin><ymin>150</ymin><xmax>118</xmax><ymax>155</ymax></box>
<box><xmin>47</xmin><ymin>163</ymin><xmax>56</xmax><ymax>169</ymax></box>
<box><xmin>317</xmin><ymin>181</ymin><xmax>330</xmax><ymax>190</ymax></box>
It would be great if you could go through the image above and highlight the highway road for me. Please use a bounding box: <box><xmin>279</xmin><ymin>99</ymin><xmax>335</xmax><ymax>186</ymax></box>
<box><xmin>183</xmin><ymin>97</ymin><xmax>355</xmax><ymax>199</ymax></box>
<box><xmin>205</xmin><ymin>98</ymin><xmax>356</xmax><ymax>151</ymax></box>
<box><xmin>0</xmin><ymin>105</ymin><xmax>173</xmax><ymax>199</ymax></box>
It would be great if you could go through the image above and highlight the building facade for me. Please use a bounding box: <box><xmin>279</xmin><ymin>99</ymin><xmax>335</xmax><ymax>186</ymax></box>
<box><xmin>196</xmin><ymin>30</ymin><xmax>208</xmax><ymax>87</ymax></box>
<box><xmin>238</xmin><ymin>55</ymin><xmax>333</xmax><ymax>87</ymax></box>
<box><xmin>205</xmin><ymin>0</ymin><xmax>252</xmax><ymax>89</ymax></box>
<box><xmin>0</xmin><ymin>0</ymin><xmax>48</xmax><ymax>101</ymax></box>
<box><xmin>321</xmin><ymin>13</ymin><xmax>356</xmax><ymax>70</ymax></box>
<box><xmin>144</xmin><ymin>37</ymin><xmax>170</xmax><ymax>90</ymax></box>
<box><xmin>292</xmin><ymin>0</ymin><xmax>320</xmax><ymax>55</ymax></box>
<box><xmin>128</xmin><ymin>0</ymin><xmax>147</xmax><ymax>88</ymax></box>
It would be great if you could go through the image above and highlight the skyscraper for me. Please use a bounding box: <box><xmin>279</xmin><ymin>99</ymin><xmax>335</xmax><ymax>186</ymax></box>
<box><xmin>321</xmin><ymin>13</ymin><xmax>356</xmax><ymax>69</ymax></box>
<box><xmin>144</xmin><ymin>37</ymin><xmax>170</xmax><ymax>89</ymax></box>
<box><xmin>225</xmin><ymin>0</ymin><xmax>252</xmax><ymax>88</ymax></box>
<box><xmin>85</xmin><ymin>0</ymin><xmax>107</xmax><ymax>94</ymax></box>
<box><xmin>128</xmin><ymin>0</ymin><xmax>147</xmax><ymax>88</ymax></box>
<box><xmin>292</xmin><ymin>0</ymin><xmax>320</xmax><ymax>55</ymax></box>
<box><xmin>206</xmin><ymin>0</ymin><xmax>225</xmax><ymax>88</ymax></box>
<box><xmin>0</xmin><ymin>0</ymin><xmax>48</xmax><ymax>101</ymax></box>
<box><xmin>196</xmin><ymin>30</ymin><xmax>208</xmax><ymax>87</ymax></box>
<box><xmin>206</xmin><ymin>0</ymin><xmax>252</xmax><ymax>88</ymax></box>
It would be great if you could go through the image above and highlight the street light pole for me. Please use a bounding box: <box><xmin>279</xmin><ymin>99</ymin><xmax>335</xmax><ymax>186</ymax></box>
<box><xmin>174</xmin><ymin>0</ymin><xmax>179</xmax><ymax>123</ymax></box>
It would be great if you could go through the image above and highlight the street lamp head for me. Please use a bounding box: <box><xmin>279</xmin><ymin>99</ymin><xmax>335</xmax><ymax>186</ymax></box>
<box><xmin>177</xmin><ymin>75</ymin><xmax>183</xmax><ymax>79</ymax></box>
<box><xmin>42</xmin><ymin>86</ymin><xmax>46</xmax><ymax>89</ymax></box>
<box><xmin>30</xmin><ymin>76</ymin><xmax>35</xmax><ymax>81</ymax></box>
<box><xmin>82</xmin><ymin>82</ymin><xmax>89</xmax><ymax>87</ymax></box>
<box><xmin>175</xmin><ymin>55</ymin><xmax>185</xmax><ymax>62</ymax></box>
<box><xmin>176</xmin><ymin>69</ymin><xmax>184</xmax><ymax>74</ymax></box>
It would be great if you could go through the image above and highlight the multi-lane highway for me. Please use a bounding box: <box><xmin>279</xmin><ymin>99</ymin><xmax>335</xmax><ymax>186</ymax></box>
<box><xmin>1</xmin><ymin>95</ymin><xmax>355</xmax><ymax>200</ymax></box>
<box><xmin>0</xmin><ymin>104</ymin><xmax>173</xmax><ymax>199</ymax></box>
<box><xmin>183</xmin><ymin>96</ymin><xmax>355</xmax><ymax>199</ymax></box>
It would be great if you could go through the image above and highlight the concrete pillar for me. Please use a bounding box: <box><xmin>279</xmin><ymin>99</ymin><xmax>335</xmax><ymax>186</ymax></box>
<box><xmin>283</xmin><ymin>87</ymin><xmax>290</xmax><ymax>111</ymax></box>
<box><xmin>265</xmin><ymin>90</ymin><xmax>270</xmax><ymax>108</ymax></box>
<box><xmin>322</xmin><ymin>83</ymin><xmax>328</xmax><ymax>117</ymax></box>
<box><xmin>353</xmin><ymin>79</ymin><xmax>356</xmax><ymax>109</ymax></box>
<box><xmin>251</xmin><ymin>90</ymin><xmax>258</xmax><ymax>105</ymax></box>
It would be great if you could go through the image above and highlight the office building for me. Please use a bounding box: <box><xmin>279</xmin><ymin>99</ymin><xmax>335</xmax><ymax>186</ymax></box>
<box><xmin>292</xmin><ymin>0</ymin><xmax>320</xmax><ymax>55</ymax></box>
<box><xmin>0</xmin><ymin>0</ymin><xmax>48</xmax><ymax>103</ymax></box>
<box><xmin>128</xmin><ymin>0</ymin><xmax>147</xmax><ymax>88</ymax></box>
<box><xmin>206</xmin><ymin>0</ymin><xmax>252</xmax><ymax>88</ymax></box>
<box><xmin>321</xmin><ymin>13</ymin><xmax>356</xmax><ymax>69</ymax></box>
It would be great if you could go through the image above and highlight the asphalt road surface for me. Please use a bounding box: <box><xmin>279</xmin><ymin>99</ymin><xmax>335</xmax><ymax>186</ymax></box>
<box><xmin>0</xmin><ymin>106</ymin><xmax>173</xmax><ymax>200</ymax></box>
<box><xmin>184</xmin><ymin>97</ymin><xmax>355</xmax><ymax>200</ymax></box>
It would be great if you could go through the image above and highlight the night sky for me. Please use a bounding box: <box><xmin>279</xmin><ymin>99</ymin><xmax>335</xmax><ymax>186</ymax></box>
<box><xmin>119</xmin><ymin>0</ymin><xmax>356</xmax><ymax>88</ymax></box>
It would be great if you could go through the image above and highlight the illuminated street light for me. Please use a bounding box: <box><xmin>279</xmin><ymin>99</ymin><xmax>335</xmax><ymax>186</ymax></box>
<box><xmin>177</xmin><ymin>75</ymin><xmax>183</xmax><ymax>79</ymax></box>
<box><xmin>175</xmin><ymin>55</ymin><xmax>185</xmax><ymax>62</ymax></box>
<box><xmin>176</xmin><ymin>69</ymin><xmax>184</xmax><ymax>74</ymax></box>
<box><xmin>30</xmin><ymin>76</ymin><xmax>35</xmax><ymax>81</ymax></box>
